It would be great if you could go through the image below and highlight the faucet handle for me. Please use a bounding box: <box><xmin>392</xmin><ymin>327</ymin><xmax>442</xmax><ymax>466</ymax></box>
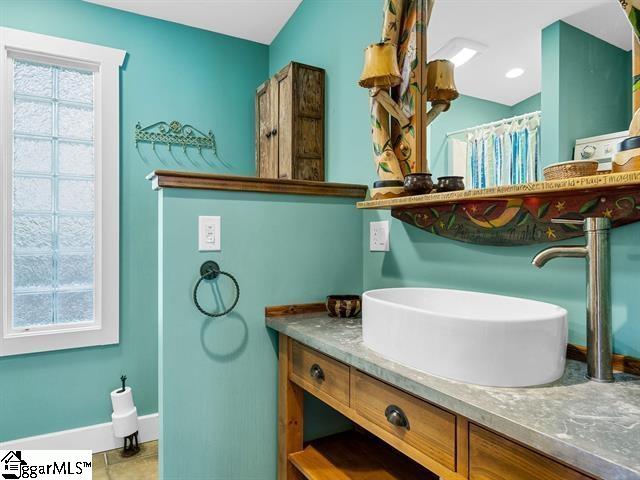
<box><xmin>551</xmin><ymin>218</ymin><xmax>584</xmax><ymax>225</ymax></box>
<box><xmin>551</xmin><ymin>217</ymin><xmax>611</xmax><ymax>231</ymax></box>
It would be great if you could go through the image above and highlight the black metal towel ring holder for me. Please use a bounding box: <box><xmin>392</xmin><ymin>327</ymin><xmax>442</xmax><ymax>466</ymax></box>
<box><xmin>193</xmin><ymin>261</ymin><xmax>240</xmax><ymax>317</ymax></box>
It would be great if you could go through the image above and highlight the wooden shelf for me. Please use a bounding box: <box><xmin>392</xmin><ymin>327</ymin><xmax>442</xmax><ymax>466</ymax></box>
<box><xmin>288</xmin><ymin>431</ymin><xmax>436</xmax><ymax>480</ymax></box>
<box><xmin>357</xmin><ymin>171</ymin><xmax>640</xmax><ymax>245</ymax></box>
<box><xmin>147</xmin><ymin>170</ymin><xmax>367</xmax><ymax>199</ymax></box>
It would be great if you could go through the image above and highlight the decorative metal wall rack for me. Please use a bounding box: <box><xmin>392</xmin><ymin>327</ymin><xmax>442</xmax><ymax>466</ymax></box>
<box><xmin>134</xmin><ymin>120</ymin><xmax>216</xmax><ymax>154</ymax></box>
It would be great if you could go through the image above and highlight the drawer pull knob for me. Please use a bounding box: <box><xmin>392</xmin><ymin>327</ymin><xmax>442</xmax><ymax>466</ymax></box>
<box><xmin>385</xmin><ymin>405</ymin><xmax>410</xmax><ymax>430</ymax></box>
<box><xmin>271</xmin><ymin>128</ymin><xmax>278</xmax><ymax>136</ymax></box>
<box><xmin>309</xmin><ymin>363</ymin><xmax>325</xmax><ymax>381</ymax></box>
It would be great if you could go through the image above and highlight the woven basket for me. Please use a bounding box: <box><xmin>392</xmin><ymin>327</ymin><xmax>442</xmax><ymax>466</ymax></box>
<box><xmin>543</xmin><ymin>160</ymin><xmax>599</xmax><ymax>181</ymax></box>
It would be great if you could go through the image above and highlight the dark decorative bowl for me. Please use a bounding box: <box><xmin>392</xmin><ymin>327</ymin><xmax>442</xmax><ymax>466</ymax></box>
<box><xmin>404</xmin><ymin>173</ymin><xmax>434</xmax><ymax>195</ymax></box>
<box><xmin>326</xmin><ymin>295</ymin><xmax>362</xmax><ymax>318</ymax></box>
<box><xmin>436</xmin><ymin>176</ymin><xmax>465</xmax><ymax>192</ymax></box>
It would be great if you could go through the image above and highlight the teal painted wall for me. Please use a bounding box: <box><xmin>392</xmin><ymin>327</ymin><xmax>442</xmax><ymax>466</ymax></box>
<box><xmin>541</xmin><ymin>22</ymin><xmax>562</xmax><ymax>168</ymax></box>
<box><xmin>542</xmin><ymin>21</ymin><xmax>632</xmax><ymax>166</ymax></box>
<box><xmin>511</xmin><ymin>93</ymin><xmax>541</xmax><ymax>117</ymax></box>
<box><xmin>269</xmin><ymin>0</ymin><xmax>381</xmax><ymax>185</ymax></box>
<box><xmin>158</xmin><ymin>189</ymin><xmax>361</xmax><ymax>479</ymax></box>
<box><xmin>0</xmin><ymin>0</ymin><xmax>268</xmax><ymax>441</ymax></box>
<box><xmin>271</xmin><ymin>1</ymin><xmax>640</xmax><ymax>360</ymax></box>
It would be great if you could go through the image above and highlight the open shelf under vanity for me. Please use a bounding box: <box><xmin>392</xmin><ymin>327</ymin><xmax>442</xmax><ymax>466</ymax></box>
<box><xmin>288</xmin><ymin>430</ymin><xmax>435</xmax><ymax>480</ymax></box>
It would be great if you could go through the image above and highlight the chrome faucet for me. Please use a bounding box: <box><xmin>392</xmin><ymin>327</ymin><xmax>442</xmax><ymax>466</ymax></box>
<box><xmin>531</xmin><ymin>217</ymin><xmax>613</xmax><ymax>382</ymax></box>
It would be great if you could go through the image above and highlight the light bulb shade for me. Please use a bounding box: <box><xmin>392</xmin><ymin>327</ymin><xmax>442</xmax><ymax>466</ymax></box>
<box><xmin>359</xmin><ymin>42</ymin><xmax>402</xmax><ymax>89</ymax></box>
<box><xmin>426</xmin><ymin>59</ymin><xmax>459</xmax><ymax>105</ymax></box>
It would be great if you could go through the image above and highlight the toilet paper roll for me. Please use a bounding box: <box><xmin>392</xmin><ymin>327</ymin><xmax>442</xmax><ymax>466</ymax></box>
<box><xmin>111</xmin><ymin>407</ymin><xmax>138</xmax><ymax>438</ymax></box>
<box><xmin>110</xmin><ymin>386</ymin><xmax>135</xmax><ymax>414</ymax></box>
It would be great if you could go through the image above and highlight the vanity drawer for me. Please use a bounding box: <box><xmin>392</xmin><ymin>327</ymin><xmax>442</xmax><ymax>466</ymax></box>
<box><xmin>290</xmin><ymin>341</ymin><xmax>350</xmax><ymax>406</ymax></box>
<box><xmin>469</xmin><ymin>424</ymin><xmax>595</xmax><ymax>480</ymax></box>
<box><xmin>352</xmin><ymin>370</ymin><xmax>456</xmax><ymax>471</ymax></box>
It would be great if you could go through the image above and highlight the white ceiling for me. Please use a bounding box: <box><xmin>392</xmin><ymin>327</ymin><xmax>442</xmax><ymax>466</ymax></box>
<box><xmin>86</xmin><ymin>0</ymin><xmax>631</xmax><ymax>105</ymax></box>
<box><xmin>428</xmin><ymin>0</ymin><xmax>632</xmax><ymax>106</ymax></box>
<box><xmin>84</xmin><ymin>0</ymin><xmax>302</xmax><ymax>45</ymax></box>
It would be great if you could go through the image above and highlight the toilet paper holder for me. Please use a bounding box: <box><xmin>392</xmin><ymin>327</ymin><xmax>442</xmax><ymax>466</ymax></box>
<box><xmin>193</xmin><ymin>261</ymin><xmax>240</xmax><ymax>317</ymax></box>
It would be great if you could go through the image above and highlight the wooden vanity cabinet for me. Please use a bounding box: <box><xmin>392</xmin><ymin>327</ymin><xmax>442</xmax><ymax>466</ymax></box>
<box><xmin>290</xmin><ymin>340</ymin><xmax>350</xmax><ymax>407</ymax></box>
<box><xmin>278</xmin><ymin>336</ymin><xmax>598</xmax><ymax>480</ymax></box>
<box><xmin>255</xmin><ymin>62</ymin><xmax>325</xmax><ymax>181</ymax></box>
<box><xmin>468</xmin><ymin>424</ymin><xmax>594</xmax><ymax>480</ymax></box>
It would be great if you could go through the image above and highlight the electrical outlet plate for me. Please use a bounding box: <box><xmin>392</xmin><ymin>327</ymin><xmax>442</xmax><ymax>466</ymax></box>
<box><xmin>370</xmin><ymin>220</ymin><xmax>390</xmax><ymax>251</ymax></box>
<box><xmin>198</xmin><ymin>216</ymin><xmax>221</xmax><ymax>251</ymax></box>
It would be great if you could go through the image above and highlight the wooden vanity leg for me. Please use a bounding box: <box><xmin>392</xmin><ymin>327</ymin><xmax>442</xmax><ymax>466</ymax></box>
<box><xmin>278</xmin><ymin>334</ymin><xmax>304</xmax><ymax>480</ymax></box>
<box><xmin>456</xmin><ymin>415</ymin><xmax>470</xmax><ymax>478</ymax></box>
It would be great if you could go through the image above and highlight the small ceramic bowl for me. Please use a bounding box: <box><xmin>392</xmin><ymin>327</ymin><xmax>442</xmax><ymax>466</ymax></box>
<box><xmin>326</xmin><ymin>295</ymin><xmax>362</xmax><ymax>318</ymax></box>
<box><xmin>436</xmin><ymin>176</ymin><xmax>465</xmax><ymax>192</ymax></box>
<box><xmin>404</xmin><ymin>173</ymin><xmax>434</xmax><ymax>195</ymax></box>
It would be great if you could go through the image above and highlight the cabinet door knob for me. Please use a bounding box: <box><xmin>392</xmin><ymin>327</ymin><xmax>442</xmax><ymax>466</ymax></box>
<box><xmin>271</xmin><ymin>128</ymin><xmax>278</xmax><ymax>136</ymax></box>
<box><xmin>385</xmin><ymin>405</ymin><xmax>410</xmax><ymax>429</ymax></box>
<box><xmin>309</xmin><ymin>363</ymin><xmax>325</xmax><ymax>381</ymax></box>
<box><xmin>266</xmin><ymin>131</ymin><xmax>272</xmax><ymax>138</ymax></box>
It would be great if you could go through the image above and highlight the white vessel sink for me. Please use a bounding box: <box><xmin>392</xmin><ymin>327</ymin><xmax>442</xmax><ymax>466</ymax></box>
<box><xmin>362</xmin><ymin>288</ymin><xmax>567</xmax><ymax>387</ymax></box>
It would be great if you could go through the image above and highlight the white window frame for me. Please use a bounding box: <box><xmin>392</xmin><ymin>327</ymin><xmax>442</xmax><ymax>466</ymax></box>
<box><xmin>0</xmin><ymin>27</ymin><xmax>125</xmax><ymax>356</ymax></box>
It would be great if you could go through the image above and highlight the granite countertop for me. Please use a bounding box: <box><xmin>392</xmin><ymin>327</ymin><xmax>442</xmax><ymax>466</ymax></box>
<box><xmin>266</xmin><ymin>313</ymin><xmax>640</xmax><ymax>480</ymax></box>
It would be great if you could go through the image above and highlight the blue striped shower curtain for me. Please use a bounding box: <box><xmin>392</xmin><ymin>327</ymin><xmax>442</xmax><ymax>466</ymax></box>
<box><xmin>466</xmin><ymin>114</ymin><xmax>540</xmax><ymax>189</ymax></box>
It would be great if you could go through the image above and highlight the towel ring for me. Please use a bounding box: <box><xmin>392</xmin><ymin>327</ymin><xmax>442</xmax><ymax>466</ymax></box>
<box><xmin>193</xmin><ymin>261</ymin><xmax>240</xmax><ymax>317</ymax></box>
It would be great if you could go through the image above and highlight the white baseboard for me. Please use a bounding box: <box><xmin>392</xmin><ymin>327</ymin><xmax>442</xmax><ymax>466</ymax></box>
<box><xmin>0</xmin><ymin>413</ymin><xmax>158</xmax><ymax>453</ymax></box>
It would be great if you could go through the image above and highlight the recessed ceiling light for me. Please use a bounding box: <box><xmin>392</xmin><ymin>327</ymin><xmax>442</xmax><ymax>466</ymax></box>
<box><xmin>505</xmin><ymin>68</ymin><xmax>524</xmax><ymax>79</ymax></box>
<box><xmin>449</xmin><ymin>48</ymin><xmax>478</xmax><ymax>67</ymax></box>
<box><xmin>430</xmin><ymin>38</ymin><xmax>487</xmax><ymax>68</ymax></box>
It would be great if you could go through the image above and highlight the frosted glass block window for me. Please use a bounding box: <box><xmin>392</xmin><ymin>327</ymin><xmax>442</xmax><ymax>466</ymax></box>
<box><xmin>11</xmin><ymin>59</ymin><xmax>95</xmax><ymax>329</ymax></box>
<box><xmin>1</xmin><ymin>28</ymin><xmax>123</xmax><ymax>355</ymax></box>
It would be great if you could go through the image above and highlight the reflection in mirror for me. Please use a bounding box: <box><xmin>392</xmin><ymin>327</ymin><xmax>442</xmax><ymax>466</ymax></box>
<box><xmin>427</xmin><ymin>0</ymin><xmax>632</xmax><ymax>187</ymax></box>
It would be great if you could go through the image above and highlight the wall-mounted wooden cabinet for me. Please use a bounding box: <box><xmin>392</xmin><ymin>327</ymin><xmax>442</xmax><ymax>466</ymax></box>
<box><xmin>256</xmin><ymin>62</ymin><xmax>325</xmax><ymax>181</ymax></box>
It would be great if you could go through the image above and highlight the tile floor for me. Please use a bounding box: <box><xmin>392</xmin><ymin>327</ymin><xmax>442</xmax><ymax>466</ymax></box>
<box><xmin>92</xmin><ymin>440</ymin><xmax>157</xmax><ymax>480</ymax></box>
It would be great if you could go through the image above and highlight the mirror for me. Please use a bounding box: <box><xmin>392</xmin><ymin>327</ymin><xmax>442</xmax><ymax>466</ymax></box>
<box><xmin>427</xmin><ymin>0</ymin><xmax>633</xmax><ymax>187</ymax></box>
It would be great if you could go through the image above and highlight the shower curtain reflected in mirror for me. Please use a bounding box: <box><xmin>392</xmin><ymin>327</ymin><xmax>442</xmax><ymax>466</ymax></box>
<box><xmin>448</xmin><ymin>112</ymin><xmax>541</xmax><ymax>188</ymax></box>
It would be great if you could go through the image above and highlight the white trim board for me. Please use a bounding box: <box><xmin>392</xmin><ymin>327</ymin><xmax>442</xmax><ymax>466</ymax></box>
<box><xmin>0</xmin><ymin>413</ymin><xmax>158</xmax><ymax>453</ymax></box>
<box><xmin>0</xmin><ymin>27</ymin><xmax>124</xmax><ymax>356</ymax></box>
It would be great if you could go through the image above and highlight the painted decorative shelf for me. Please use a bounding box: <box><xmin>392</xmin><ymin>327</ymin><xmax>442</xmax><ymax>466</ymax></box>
<box><xmin>357</xmin><ymin>171</ymin><xmax>640</xmax><ymax>245</ymax></box>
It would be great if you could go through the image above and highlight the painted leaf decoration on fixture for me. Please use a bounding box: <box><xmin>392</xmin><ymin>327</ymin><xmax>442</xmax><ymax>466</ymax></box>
<box><xmin>615</xmin><ymin>196</ymin><xmax>636</xmax><ymax>210</ymax></box>
<box><xmin>483</xmin><ymin>204</ymin><xmax>497</xmax><ymax>217</ymax></box>
<box><xmin>447</xmin><ymin>214</ymin><xmax>456</xmax><ymax>229</ymax></box>
<box><xmin>537</xmin><ymin>202</ymin><xmax>550</xmax><ymax>219</ymax></box>
<box><xmin>579</xmin><ymin>197</ymin><xmax>600</xmax><ymax>214</ymax></box>
<box><xmin>515</xmin><ymin>211</ymin><xmax>529</xmax><ymax>226</ymax></box>
<box><xmin>378</xmin><ymin>162</ymin><xmax>392</xmax><ymax>173</ymax></box>
<box><xmin>399</xmin><ymin>29</ymin><xmax>409</xmax><ymax>45</ymax></box>
<box><xmin>373</xmin><ymin>143</ymin><xmax>383</xmax><ymax>155</ymax></box>
<box><xmin>387</xmin><ymin>0</ymin><xmax>397</xmax><ymax>15</ymax></box>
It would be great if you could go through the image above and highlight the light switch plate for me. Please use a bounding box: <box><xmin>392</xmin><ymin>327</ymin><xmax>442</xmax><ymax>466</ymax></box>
<box><xmin>198</xmin><ymin>216</ymin><xmax>221</xmax><ymax>251</ymax></box>
<box><xmin>370</xmin><ymin>220</ymin><xmax>390</xmax><ymax>251</ymax></box>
